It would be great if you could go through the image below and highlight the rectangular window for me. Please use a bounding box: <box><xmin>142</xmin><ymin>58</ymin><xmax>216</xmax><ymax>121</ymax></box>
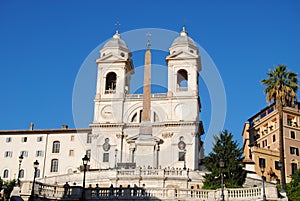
<box><xmin>275</xmin><ymin>161</ymin><xmax>280</xmax><ymax>170</ymax></box>
<box><xmin>290</xmin><ymin>147</ymin><xmax>299</xmax><ymax>156</ymax></box>
<box><xmin>52</xmin><ymin>141</ymin><xmax>60</xmax><ymax>153</ymax></box>
<box><xmin>50</xmin><ymin>159</ymin><xmax>59</xmax><ymax>172</ymax></box>
<box><xmin>291</xmin><ymin>131</ymin><xmax>296</xmax><ymax>139</ymax></box>
<box><xmin>4</xmin><ymin>151</ymin><xmax>12</xmax><ymax>158</ymax></box>
<box><xmin>287</xmin><ymin>117</ymin><xmax>293</xmax><ymax>126</ymax></box>
<box><xmin>292</xmin><ymin>163</ymin><xmax>298</xmax><ymax>175</ymax></box>
<box><xmin>103</xmin><ymin>153</ymin><xmax>109</xmax><ymax>162</ymax></box>
<box><xmin>69</xmin><ymin>150</ymin><xmax>74</xmax><ymax>157</ymax></box>
<box><xmin>87</xmin><ymin>133</ymin><xmax>92</xmax><ymax>144</ymax></box>
<box><xmin>273</xmin><ymin>135</ymin><xmax>276</xmax><ymax>142</ymax></box>
<box><xmin>36</xmin><ymin>150</ymin><xmax>43</xmax><ymax>157</ymax></box>
<box><xmin>178</xmin><ymin>152</ymin><xmax>185</xmax><ymax>161</ymax></box>
<box><xmin>20</xmin><ymin>151</ymin><xmax>28</xmax><ymax>157</ymax></box>
<box><xmin>6</xmin><ymin>137</ymin><xmax>11</xmax><ymax>143</ymax></box>
<box><xmin>21</xmin><ymin>137</ymin><xmax>27</xmax><ymax>142</ymax></box>
<box><xmin>70</xmin><ymin>135</ymin><xmax>75</xmax><ymax>141</ymax></box>
<box><xmin>259</xmin><ymin>158</ymin><xmax>266</xmax><ymax>168</ymax></box>
<box><xmin>37</xmin><ymin>136</ymin><xmax>43</xmax><ymax>142</ymax></box>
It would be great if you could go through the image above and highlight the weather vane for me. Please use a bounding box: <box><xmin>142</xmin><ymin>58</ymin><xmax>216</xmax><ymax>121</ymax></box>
<box><xmin>146</xmin><ymin>32</ymin><xmax>151</xmax><ymax>49</ymax></box>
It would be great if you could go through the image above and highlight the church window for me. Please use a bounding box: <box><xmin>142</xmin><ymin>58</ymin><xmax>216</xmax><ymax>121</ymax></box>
<box><xmin>52</xmin><ymin>141</ymin><xmax>60</xmax><ymax>153</ymax></box>
<box><xmin>103</xmin><ymin>153</ymin><xmax>109</xmax><ymax>162</ymax></box>
<box><xmin>3</xmin><ymin>169</ymin><xmax>9</xmax><ymax>178</ymax></box>
<box><xmin>130</xmin><ymin>109</ymin><xmax>160</xmax><ymax>123</ymax></box>
<box><xmin>177</xmin><ymin>69</ymin><xmax>188</xmax><ymax>91</ymax></box>
<box><xmin>6</xmin><ymin>137</ymin><xmax>11</xmax><ymax>143</ymax></box>
<box><xmin>50</xmin><ymin>159</ymin><xmax>59</xmax><ymax>172</ymax></box>
<box><xmin>70</xmin><ymin>135</ymin><xmax>75</xmax><ymax>141</ymax></box>
<box><xmin>105</xmin><ymin>72</ymin><xmax>117</xmax><ymax>93</ymax></box>
<box><xmin>120</xmin><ymin>52</ymin><xmax>125</xmax><ymax>57</ymax></box>
<box><xmin>131</xmin><ymin>113</ymin><xmax>137</xmax><ymax>122</ymax></box>
<box><xmin>178</xmin><ymin>152</ymin><xmax>185</xmax><ymax>161</ymax></box>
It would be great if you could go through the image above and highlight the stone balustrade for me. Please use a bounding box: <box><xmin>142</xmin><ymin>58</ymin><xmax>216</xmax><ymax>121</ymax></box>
<box><xmin>19</xmin><ymin>181</ymin><xmax>280</xmax><ymax>201</ymax></box>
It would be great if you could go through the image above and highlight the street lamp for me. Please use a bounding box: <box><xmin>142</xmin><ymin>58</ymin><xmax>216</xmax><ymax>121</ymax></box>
<box><xmin>29</xmin><ymin>160</ymin><xmax>39</xmax><ymax>201</ymax></box>
<box><xmin>219</xmin><ymin>158</ymin><xmax>225</xmax><ymax>201</ymax></box>
<box><xmin>82</xmin><ymin>155</ymin><xmax>89</xmax><ymax>201</ymax></box>
<box><xmin>260</xmin><ymin>163</ymin><xmax>267</xmax><ymax>201</ymax></box>
<box><xmin>17</xmin><ymin>154</ymin><xmax>24</xmax><ymax>186</ymax></box>
<box><xmin>183</xmin><ymin>149</ymin><xmax>187</xmax><ymax>170</ymax></box>
<box><xmin>115</xmin><ymin>148</ymin><xmax>118</xmax><ymax>169</ymax></box>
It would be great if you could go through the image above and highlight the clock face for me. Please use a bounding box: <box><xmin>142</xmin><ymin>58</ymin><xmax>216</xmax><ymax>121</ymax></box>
<box><xmin>101</xmin><ymin>106</ymin><xmax>113</xmax><ymax>119</ymax></box>
<box><xmin>178</xmin><ymin>141</ymin><xmax>186</xmax><ymax>150</ymax></box>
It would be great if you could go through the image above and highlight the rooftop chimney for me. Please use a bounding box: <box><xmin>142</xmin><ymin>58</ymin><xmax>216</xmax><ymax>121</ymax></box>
<box><xmin>29</xmin><ymin>122</ymin><xmax>34</xmax><ymax>131</ymax></box>
<box><xmin>62</xmin><ymin>124</ymin><xmax>68</xmax><ymax>129</ymax></box>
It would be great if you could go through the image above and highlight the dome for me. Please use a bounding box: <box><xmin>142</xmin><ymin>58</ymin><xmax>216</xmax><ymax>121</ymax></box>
<box><xmin>103</xmin><ymin>32</ymin><xmax>128</xmax><ymax>49</ymax></box>
<box><xmin>171</xmin><ymin>27</ymin><xmax>196</xmax><ymax>47</ymax></box>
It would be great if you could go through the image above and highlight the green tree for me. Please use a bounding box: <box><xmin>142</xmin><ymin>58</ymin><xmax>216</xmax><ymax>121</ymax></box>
<box><xmin>286</xmin><ymin>169</ymin><xmax>300</xmax><ymax>201</ymax></box>
<box><xmin>261</xmin><ymin>64</ymin><xmax>299</xmax><ymax>190</ymax></box>
<box><xmin>202</xmin><ymin>130</ymin><xmax>246</xmax><ymax>189</ymax></box>
<box><xmin>1</xmin><ymin>179</ymin><xmax>16</xmax><ymax>200</ymax></box>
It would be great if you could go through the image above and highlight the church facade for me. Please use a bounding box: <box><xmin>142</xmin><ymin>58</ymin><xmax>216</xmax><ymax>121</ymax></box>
<box><xmin>0</xmin><ymin>28</ymin><xmax>205</xmax><ymax>188</ymax></box>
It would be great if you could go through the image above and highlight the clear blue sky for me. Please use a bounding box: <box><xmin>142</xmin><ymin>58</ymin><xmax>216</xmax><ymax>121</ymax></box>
<box><xmin>1</xmin><ymin>1</ymin><xmax>299</xmax><ymax>154</ymax></box>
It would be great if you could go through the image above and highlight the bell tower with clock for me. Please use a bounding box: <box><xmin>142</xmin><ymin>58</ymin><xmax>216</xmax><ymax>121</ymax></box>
<box><xmin>93</xmin><ymin>31</ymin><xmax>134</xmax><ymax>124</ymax></box>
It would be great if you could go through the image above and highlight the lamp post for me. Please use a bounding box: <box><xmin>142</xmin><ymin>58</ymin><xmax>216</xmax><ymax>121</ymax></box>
<box><xmin>115</xmin><ymin>148</ymin><xmax>118</xmax><ymax>169</ymax></box>
<box><xmin>29</xmin><ymin>160</ymin><xmax>39</xmax><ymax>201</ymax></box>
<box><xmin>82</xmin><ymin>155</ymin><xmax>89</xmax><ymax>201</ymax></box>
<box><xmin>219</xmin><ymin>158</ymin><xmax>225</xmax><ymax>201</ymax></box>
<box><xmin>17</xmin><ymin>154</ymin><xmax>24</xmax><ymax>186</ymax></box>
<box><xmin>259</xmin><ymin>160</ymin><xmax>267</xmax><ymax>201</ymax></box>
<box><xmin>183</xmin><ymin>149</ymin><xmax>187</xmax><ymax>170</ymax></box>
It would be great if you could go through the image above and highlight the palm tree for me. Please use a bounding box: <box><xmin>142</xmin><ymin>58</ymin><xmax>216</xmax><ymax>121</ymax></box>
<box><xmin>261</xmin><ymin>64</ymin><xmax>299</xmax><ymax>190</ymax></box>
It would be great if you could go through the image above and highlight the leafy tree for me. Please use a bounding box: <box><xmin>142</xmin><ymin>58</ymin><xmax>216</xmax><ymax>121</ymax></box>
<box><xmin>1</xmin><ymin>179</ymin><xmax>16</xmax><ymax>200</ymax></box>
<box><xmin>286</xmin><ymin>169</ymin><xmax>300</xmax><ymax>201</ymax></box>
<box><xmin>202</xmin><ymin>130</ymin><xmax>246</xmax><ymax>189</ymax></box>
<box><xmin>261</xmin><ymin>64</ymin><xmax>299</xmax><ymax>190</ymax></box>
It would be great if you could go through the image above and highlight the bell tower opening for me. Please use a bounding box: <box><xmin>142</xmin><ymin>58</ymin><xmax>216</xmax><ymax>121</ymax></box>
<box><xmin>105</xmin><ymin>72</ymin><xmax>117</xmax><ymax>93</ymax></box>
<box><xmin>177</xmin><ymin>69</ymin><xmax>188</xmax><ymax>91</ymax></box>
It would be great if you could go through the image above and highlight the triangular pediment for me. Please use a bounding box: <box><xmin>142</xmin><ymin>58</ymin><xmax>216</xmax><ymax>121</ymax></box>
<box><xmin>96</xmin><ymin>52</ymin><xmax>128</xmax><ymax>63</ymax></box>
<box><xmin>166</xmin><ymin>51</ymin><xmax>199</xmax><ymax>60</ymax></box>
<box><xmin>126</xmin><ymin>134</ymin><xmax>163</xmax><ymax>144</ymax></box>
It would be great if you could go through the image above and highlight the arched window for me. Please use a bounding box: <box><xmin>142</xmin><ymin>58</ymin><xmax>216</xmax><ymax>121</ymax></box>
<box><xmin>130</xmin><ymin>109</ymin><xmax>160</xmax><ymax>123</ymax></box>
<box><xmin>177</xmin><ymin>69</ymin><xmax>188</xmax><ymax>91</ymax></box>
<box><xmin>105</xmin><ymin>72</ymin><xmax>117</xmax><ymax>93</ymax></box>
<box><xmin>50</xmin><ymin>159</ymin><xmax>59</xmax><ymax>172</ymax></box>
<box><xmin>52</xmin><ymin>141</ymin><xmax>60</xmax><ymax>153</ymax></box>
<box><xmin>19</xmin><ymin>169</ymin><xmax>25</xmax><ymax>178</ymax></box>
<box><xmin>3</xmin><ymin>169</ymin><xmax>9</xmax><ymax>178</ymax></box>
